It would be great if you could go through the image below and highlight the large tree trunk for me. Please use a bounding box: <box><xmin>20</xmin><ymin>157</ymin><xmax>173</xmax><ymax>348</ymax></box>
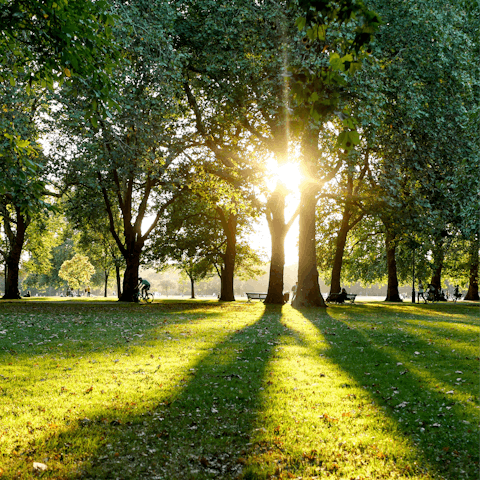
<box><xmin>119</xmin><ymin>231</ymin><xmax>144</xmax><ymax>302</ymax></box>
<box><xmin>464</xmin><ymin>238</ymin><xmax>479</xmax><ymax>301</ymax></box>
<box><xmin>292</xmin><ymin>183</ymin><xmax>326</xmax><ymax>308</ymax></box>
<box><xmin>220</xmin><ymin>250</ymin><xmax>235</xmax><ymax>301</ymax></box>
<box><xmin>2</xmin><ymin>207</ymin><xmax>28</xmax><ymax>300</ymax></box>
<box><xmin>384</xmin><ymin>226</ymin><xmax>402</xmax><ymax>302</ymax></box>
<box><xmin>119</xmin><ymin>256</ymin><xmax>140</xmax><ymax>302</ymax></box>
<box><xmin>218</xmin><ymin>210</ymin><xmax>236</xmax><ymax>301</ymax></box>
<box><xmin>265</xmin><ymin>183</ymin><xmax>288</xmax><ymax>304</ymax></box>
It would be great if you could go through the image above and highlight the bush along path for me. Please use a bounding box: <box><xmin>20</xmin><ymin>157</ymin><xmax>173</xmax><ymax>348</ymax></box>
<box><xmin>0</xmin><ymin>300</ymin><xmax>478</xmax><ymax>479</ymax></box>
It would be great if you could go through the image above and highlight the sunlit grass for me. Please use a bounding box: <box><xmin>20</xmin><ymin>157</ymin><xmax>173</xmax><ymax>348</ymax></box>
<box><xmin>0</xmin><ymin>300</ymin><xmax>478</xmax><ymax>479</ymax></box>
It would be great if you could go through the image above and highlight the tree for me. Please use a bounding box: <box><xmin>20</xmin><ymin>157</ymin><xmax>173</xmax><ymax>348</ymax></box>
<box><xmin>58</xmin><ymin>254</ymin><xmax>95</xmax><ymax>293</ymax></box>
<box><xmin>0</xmin><ymin>0</ymin><xmax>118</xmax><ymax>119</ymax></box>
<box><xmin>328</xmin><ymin>0</ymin><xmax>480</xmax><ymax>301</ymax></box>
<box><xmin>53</xmin><ymin>1</ymin><xmax>190</xmax><ymax>302</ymax></box>
<box><xmin>289</xmin><ymin>0</ymin><xmax>380</xmax><ymax>307</ymax></box>
<box><xmin>65</xmin><ymin>189</ymin><xmax>124</xmax><ymax>297</ymax></box>
<box><xmin>0</xmin><ymin>75</ymin><xmax>51</xmax><ymax>299</ymax></box>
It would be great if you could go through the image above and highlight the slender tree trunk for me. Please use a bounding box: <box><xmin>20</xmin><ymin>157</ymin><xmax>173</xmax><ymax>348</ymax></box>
<box><xmin>292</xmin><ymin>184</ymin><xmax>326</xmax><ymax>308</ymax></box>
<box><xmin>465</xmin><ymin>238</ymin><xmax>479</xmax><ymax>301</ymax></box>
<box><xmin>430</xmin><ymin>241</ymin><xmax>444</xmax><ymax>292</ymax></box>
<box><xmin>2</xmin><ymin>208</ymin><xmax>28</xmax><ymax>300</ymax></box>
<box><xmin>330</xmin><ymin>211</ymin><xmax>351</xmax><ymax>295</ymax></box>
<box><xmin>218</xmin><ymin>210</ymin><xmax>237</xmax><ymax>301</ymax></box>
<box><xmin>265</xmin><ymin>183</ymin><xmax>288</xmax><ymax>304</ymax></box>
<box><xmin>190</xmin><ymin>277</ymin><xmax>195</xmax><ymax>299</ymax></box>
<box><xmin>104</xmin><ymin>271</ymin><xmax>109</xmax><ymax>297</ymax></box>
<box><xmin>115</xmin><ymin>264</ymin><xmax>122</xmax><ymax>299</ymax></box>
<box><xmin>384</xmin><ymin>226</ymin><xmax>402</xmax><ymax>302</ymax></box>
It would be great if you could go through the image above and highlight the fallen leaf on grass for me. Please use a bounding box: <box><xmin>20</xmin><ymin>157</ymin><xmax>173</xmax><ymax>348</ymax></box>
<box><xmin>33</xmin><ymin>462</ymin><xmax>47</xmax><ymax>472</ymax></box>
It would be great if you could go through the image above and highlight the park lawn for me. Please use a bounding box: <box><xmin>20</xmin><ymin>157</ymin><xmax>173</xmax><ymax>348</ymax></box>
<box><xmin>0</xmin><ymin>300</ymin><xmax>478</xmax><ymax>479</ymax></box>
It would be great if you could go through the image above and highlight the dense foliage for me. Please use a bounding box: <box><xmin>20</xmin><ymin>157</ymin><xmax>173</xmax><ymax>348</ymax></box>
<box><xmin>1</xmin><ymin>0</ymin><xmax>478</xmax><ymax>302</ymax></box>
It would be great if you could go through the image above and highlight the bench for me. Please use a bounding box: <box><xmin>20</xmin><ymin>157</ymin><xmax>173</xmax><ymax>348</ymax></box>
<box><xmin>326</xmin><ymin>292</ymin><xmax>357</xmax><ymax>304</ymax></box>
<box><xmin>246</xmin><ymin>292</ymin><xmax>267</xmax><ymax>302</ymax></box>
<box><xmin>346</xmin><ymin>293</ymin><xmax>357</xmax><ymax>303</ymax></box>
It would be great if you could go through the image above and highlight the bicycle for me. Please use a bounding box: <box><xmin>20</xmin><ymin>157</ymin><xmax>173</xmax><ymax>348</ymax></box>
<box><xmin>134</xmin><ymin>287</ymin><xmax>154</xmax><ymax>304</ymax></box>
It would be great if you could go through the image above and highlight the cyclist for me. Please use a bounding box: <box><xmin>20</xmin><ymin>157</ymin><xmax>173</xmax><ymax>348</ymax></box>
<box><xmin>137</xmin><ymin>277</ymin><xmax>151</xmax><ymax>300</ymax></box>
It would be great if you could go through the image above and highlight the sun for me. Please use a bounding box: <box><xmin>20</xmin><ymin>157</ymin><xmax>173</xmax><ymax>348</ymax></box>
<box><xmin>267</xmin><ymin>160</ymin><xmax>303</xmax><ymax>193</ymax></box>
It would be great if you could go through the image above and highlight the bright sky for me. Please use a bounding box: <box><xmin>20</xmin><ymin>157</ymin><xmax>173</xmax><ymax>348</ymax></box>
<box><xmin>251</xmin><ymin>215</ymin><xmax>299</xmax><ymax>266</ymax></box>
<box><xmin>251</xmin><ymin>160</ymin><xmax>302</xmax><ymax>266</ymax></box>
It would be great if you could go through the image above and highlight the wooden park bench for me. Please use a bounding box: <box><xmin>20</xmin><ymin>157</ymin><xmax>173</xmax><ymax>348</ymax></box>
<box><xmin>246</xmin><ymin>292</ymin><xmax>267</xmax><ymax>302</ymax></box>
<box><xmin>326</xmin><ymin>292</ymin><xmax>357</xmax><ymax>304</ymax></box>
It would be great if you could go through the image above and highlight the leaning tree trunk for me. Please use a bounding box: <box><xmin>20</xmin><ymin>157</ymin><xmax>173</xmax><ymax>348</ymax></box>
<box><xmin>464</xmin><ymin>238</ymin><xmax>479</xmax><ymax>301</ymax></box>
<box><xmin>330</xmin><ymin>210</ymin><xmax>351</xmax><ymax>296</ymax></box>
<box><xmin>292</xmin><ymin>182</ymin><xmax>326</xmax><ymax>308</ymax></box>
<box><xmin>2</xmin><ymin>207</ymin><xmax>28</xmax><ymax>300</ymax></box>
<box><xmin>384</xmin><ymin>226</ymin><xmax>402</xmax><ymax>302</ymax></box>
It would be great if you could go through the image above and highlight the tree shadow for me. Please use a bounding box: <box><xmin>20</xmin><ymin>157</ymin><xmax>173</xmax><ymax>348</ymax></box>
<box><xmin>296</xmin><ymin>305</ymin><xmax>479</xmax><ymax>479</ymax></box>
<box><xmin>1</xmin><ymin>302</ymin><xmax>285</xmax><ymax>479</ymax></box>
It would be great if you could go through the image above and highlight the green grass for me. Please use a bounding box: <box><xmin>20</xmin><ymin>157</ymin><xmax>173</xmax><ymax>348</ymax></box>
<box><xmin>0</xmin><ymin>299</ymin><xmax>478</xmax><ymax>479</ymax></box>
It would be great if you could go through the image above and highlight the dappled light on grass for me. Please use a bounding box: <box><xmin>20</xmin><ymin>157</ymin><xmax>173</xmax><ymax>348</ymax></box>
<box><xmin>0</xmin><ymin>302</ymin><xmax>265</xmax><ymax>478</ymax></box>
<box><xmin>323</xmin><ymin>303</ymin><xmax>479</xmax><ymax>479</ymax></box>
<box><xmin>242</xmin><ymin>307</ymin><xmax>427</xmax><ymax>479</ymax></box>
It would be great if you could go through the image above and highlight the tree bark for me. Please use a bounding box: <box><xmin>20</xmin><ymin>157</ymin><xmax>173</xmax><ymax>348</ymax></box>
<box><xmin>430</xmin><ymin>241</ymin><xmax>444</xmax><ymax>293</ymax></box>
<box><xmin>292</xmin><ymin>183</ymin><xmax>326</xmax><ymax>308</ymax></box>
<box><xmin>2</xmin><ymin>207</ymin><xmax>28</xmax><ymax>300</ymax></box>
<box><xmin>218</xmin><ymin>210</ymin><xmax>237</xmax><ymax>301</ymax></box>
<box><xmin>190</xmin><ymin>277</ymin><xmax>196</xmax><ymax>299</ymax></box>
<box><xmin>115</xmin><ymin>264</ymin><xmax>122</xmax><ymax>299</ymax></box>
<box><xmin>330</xmin><ymin>210</ymin><xmax>351</xmax><ymax>295</ymax></box>
<box><xmin>384</xmin><ymin>225</ymin><xmax>402</xmax><ymax>302</ymax></box>
<box><xmin>265</xmin><ymin>183</ymin><xmax>291</xmax><ymax>304</ymax></box>
<box><xmin>464</xmin><ymin>238</ymin><xmax>479</xmax><ymax>301</ymax></box>
<box><xmin>292</xmin><ymin>125</ymin><xmax>326</xmax><ymax>308</ymax></box>
<box><xmin>328</xmin><ymin>170</ymin><xmax>365</xmax><ymax>296</ymax></box>
<box><xmin>104</xmin><ymin>271</ymin><xmax>109</xmax><ymax>297</ymax></box>
<box><xmin>119</xmin><ymin>255</ymin><xmax>141</xmax><ymax>302</ymax></box>
<box><xmin>118</xmin><ymin>227</ymin><xmax>144</xmax><ymax>302</ymax></box>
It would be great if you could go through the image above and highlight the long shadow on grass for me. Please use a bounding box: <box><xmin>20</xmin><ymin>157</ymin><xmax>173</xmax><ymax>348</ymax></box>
<box><xmin>299</xmin><ymin>305</ymin><xmax>479</xmax><ymax>480</ymax></box>
<box><xmin>77</xmin><ymin>304</ymin><xmax>285</xmax><ymax>479</ymax></box>
<box><xmin>2</xmin><ymin>303</ymin><xmax>284</xmax><ymax>479</ymax></box>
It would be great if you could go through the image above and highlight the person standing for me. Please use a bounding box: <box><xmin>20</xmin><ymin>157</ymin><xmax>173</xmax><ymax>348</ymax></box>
<box><xmin>291</xmin><ymin>282</ymin><xmax>298</xmax><ymax>302</ymax></box>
